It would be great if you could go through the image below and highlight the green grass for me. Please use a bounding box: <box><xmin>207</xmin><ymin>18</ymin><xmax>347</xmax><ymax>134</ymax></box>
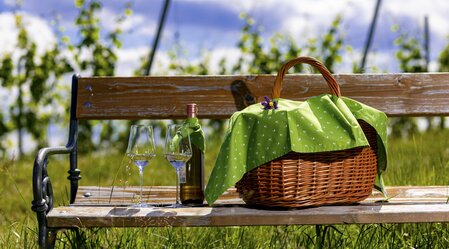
<box><xmin>383</xmin><ymin>130</ymin><xmax>449</xmax><ymax>186</ymax></box>
<box><xmin>2</xmin><ymin>129</ymin><xmax>449</xmax><ymax>248</ymax></box>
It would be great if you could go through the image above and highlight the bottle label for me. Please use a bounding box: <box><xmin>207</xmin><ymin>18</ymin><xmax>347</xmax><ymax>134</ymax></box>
<box><xmin>179</xmin><ymin>165</ymin><xmax>186</xmax><ymax>183</ymax></box>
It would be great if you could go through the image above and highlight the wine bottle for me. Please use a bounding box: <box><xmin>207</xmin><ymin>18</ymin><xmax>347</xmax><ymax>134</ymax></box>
<box><xmin>180</xmin><ymin>103</ymin><xmax>205</xmax><ymax>206</ymax></box>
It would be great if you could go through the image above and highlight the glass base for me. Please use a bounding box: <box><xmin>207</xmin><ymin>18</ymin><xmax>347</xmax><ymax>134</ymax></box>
<box><xmin>166</xmin><ymin>203</ymin><xmax>185</xmax><ymax>208</ymax></box>
<box><xmin>132</xmin><ymin>203</ymin><xmax>152</xmax><ymax>208</ymax></box>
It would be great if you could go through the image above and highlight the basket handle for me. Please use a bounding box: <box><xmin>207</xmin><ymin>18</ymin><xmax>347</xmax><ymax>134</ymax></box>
<box><xmin>271</xmin><ymin>56</ymin><xmax>341</xmax><ymax>98</ymax></box>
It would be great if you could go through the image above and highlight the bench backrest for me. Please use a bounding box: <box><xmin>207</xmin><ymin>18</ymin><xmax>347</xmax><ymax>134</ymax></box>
<box><xmin>74</xmin><ymin>73</ymin><xmax>449</xmax><ymax>120</ymax></box>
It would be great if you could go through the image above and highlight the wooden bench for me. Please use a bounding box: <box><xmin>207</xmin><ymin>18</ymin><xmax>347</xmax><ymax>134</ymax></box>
<box><xmin>32</xmin><ymin>73</ymin><xmax>449</xmax><ymax>248</ymax></box>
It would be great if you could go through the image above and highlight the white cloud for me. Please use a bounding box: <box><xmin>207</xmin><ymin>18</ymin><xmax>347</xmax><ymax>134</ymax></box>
<box><xmin>134</xmin><ymin>22</ymin><xmax>158</xmax><ymax>36</ymax></box>
<box><xmin>0</xmin><ymin>12</ymin><xmax>18</xmax><ymax>56</ymax></box>
<box><xmin>2</xmin><ymin>0</ymin><xmax>16</xmax><ymax>7</ymax></box>
<box><xmin>336</xmin><ymin>46</ymin><xmax>401</xmax><ymax>73</ymax></box>
<box><xmin>362</xmin><ymin>50</ymin><xmax>395</xmax><ymax>73</ymax></box>
<box><xmin>382</xmin><ymin>0</ymin><xmax>449</xmax><ymax>37</ymax></box>
<box><xmin>115</xmin><ymin>46</ymin><xmax>172</xmax><ymax>76</ymax></box>
<box><xmin>98</xmin><ymin>7</ymin><xmax>120</xmax><ymax>31</ymax></box>
<box><xmin>381</xmin><ymin>0</ymin><xmax>449</xmax><ymax>61</ymax></box>
<box><xmin>115</xmin><ymin>46</ymin><xmax>148</xmax><ymax>76</ymax></box>
<box><xmin>98</xmin><ymin>6</ymin><xmax>169</xmax><ymax>45</ymax></box>
<box><xmin>207</xmin><ymin>47</ymin><xmax>242</xmax><ymax>74</ymax></box>
<box><xmin>99</xmin><ymin>7</ymin><xmax>149</xmax><ymax>33</ymax></box>
<box><xmin>119</xmin><ymin>14</ymin><xmax>146</xmax><ymax>32</ymax></box>
<box><xmin>0</xmin><ymin>12</ymin><xmax>56</xmax><ymax>56</ymax></box>
<box><xmin>204</xmin><ymin>0</ymin><xmax>447</xmax><ymax>71</ymax></box>
<box><xmin>4</xmin><ymin>131</ymin><xmax>37</xmax><ymax>156</ymax></box>
<box><xmin>276</xmin><ymin>1</ymin><xmax>378</xmax><ymax>44</ymax></box>
<box><xmin>202</xmin><ymin>0</ymin><xmax>283</xmax><ymax>13</ymax></box>
<box><xmin>114</xmin><ymin>45</ymin><xmax>244</xmax><ymax>76</ymax></box>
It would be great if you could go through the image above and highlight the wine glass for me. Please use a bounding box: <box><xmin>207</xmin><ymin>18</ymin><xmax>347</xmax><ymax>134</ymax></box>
<box><xmin>164</xmin><ymin>124</ymin><xmax>192</xmax><ymax>208</ymax></box>
<box><xmin>126</xmin><ymin>124</ymin><xmax>156</xmax><ymax>207</ymax></box>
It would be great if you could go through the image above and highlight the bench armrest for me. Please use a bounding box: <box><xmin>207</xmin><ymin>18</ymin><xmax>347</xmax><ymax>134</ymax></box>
<box><xmin>32</xmin><ymin>146</ymin><xmax>75</xmax><ymax>214</ymax></box>
<box><xmin>32</xmin><ymin>118</ymin><xmax>79</xmax><ymax>210</ymax></box>
<box><xmin>31</xmin><ymin>144</ymin><xmax>79</xmax><ymax>249</ymax></box>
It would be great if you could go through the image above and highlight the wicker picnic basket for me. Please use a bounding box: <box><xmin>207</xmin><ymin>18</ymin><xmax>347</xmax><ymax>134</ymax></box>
<box><xmin>235</xmin><ymin>56</ymin><xmax>378</xmax><ymax>208</ymax></box>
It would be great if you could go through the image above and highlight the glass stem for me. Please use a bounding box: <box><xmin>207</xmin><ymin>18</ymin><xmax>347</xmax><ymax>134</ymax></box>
<box><xmin>139</xmin><ymin>169</ymin><xmax>143</xmax><ymax>205</ymax></box>
<box><xmin>175</xmin><ymin>168</ymin><xmax>180</xmax><ymax>205</ymax></box>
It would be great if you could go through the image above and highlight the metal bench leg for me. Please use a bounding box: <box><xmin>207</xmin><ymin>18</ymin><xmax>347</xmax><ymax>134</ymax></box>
<box><xmin>315</xmin><ymin>225</ymin><xmax>324</xmax><ymax>249</ymax></box>
<box><xmin>34</xmin><ymin>208</ymin><xmax>47</xmax><ymax>248</ymax></box>
<box><xmin>32</xmin><ymin>201</ymin><xmax>56</xmax><ymax>249</ymax></box>
<box><xmin>47</xmin><ymin>230</ymin><xmax>57</xmax><ymax>249</ymax></box>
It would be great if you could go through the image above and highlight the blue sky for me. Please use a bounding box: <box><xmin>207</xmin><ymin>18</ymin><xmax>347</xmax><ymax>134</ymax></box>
<box><xmin>1</xmin><ymin>0</ymin><xmax>449</xmax><ymax>76</ymax></box>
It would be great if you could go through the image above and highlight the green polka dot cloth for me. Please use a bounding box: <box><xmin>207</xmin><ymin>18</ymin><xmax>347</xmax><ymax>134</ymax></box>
<box><xmin>170</xmin><ymin>118</ymin><xmax>205</xmax><ymax>153</ymax></box>
<box><xmin>184</xmin><ymin>117</ymin><xmax>206</xmax><ymax>153</ymax></box>
<box><xmin>205</xmin><ymin>94</ymin><xmax>388</xmax><ymax>205</ymax></box>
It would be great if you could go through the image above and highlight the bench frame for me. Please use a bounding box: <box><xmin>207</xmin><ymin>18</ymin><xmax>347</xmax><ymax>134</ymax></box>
<box><xmin>32</xmin><ymin>73</ymin><xmax>449</xmax><ymax>248</ymax></box>
<box><xmin>32</xmin><ymin>75</ymin><xmax>80</xmax><ymax>248</ymax></box>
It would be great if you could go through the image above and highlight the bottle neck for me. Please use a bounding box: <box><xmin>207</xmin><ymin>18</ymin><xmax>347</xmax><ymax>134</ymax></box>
<box><xmin>186</xmin><ymin>104</ymin><xmax>197</xmax><ymax>118</ymax></box>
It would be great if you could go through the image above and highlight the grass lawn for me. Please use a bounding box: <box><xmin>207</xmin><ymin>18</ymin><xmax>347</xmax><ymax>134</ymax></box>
<box><xmin>1</xmin><ymin>128</ymin><xmax>449</xmax><ymax>248</ymax></box>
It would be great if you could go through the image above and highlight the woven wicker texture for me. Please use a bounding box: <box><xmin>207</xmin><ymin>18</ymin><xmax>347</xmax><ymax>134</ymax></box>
<box><xmin>236</xmin><ymin>56</ymin><xmax>378</xmax><ymax>208</ymax></box>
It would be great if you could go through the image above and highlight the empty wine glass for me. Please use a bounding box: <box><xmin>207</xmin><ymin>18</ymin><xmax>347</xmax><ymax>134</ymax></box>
<box><xmin>126</xmin><ymin>124</ymin><xmax>156</xmax><ymax>207</ymax></box>
<box><xmin>164</xmin><ymin>124</ymin><xmax>192</xmax><ymax>208</ymax></box>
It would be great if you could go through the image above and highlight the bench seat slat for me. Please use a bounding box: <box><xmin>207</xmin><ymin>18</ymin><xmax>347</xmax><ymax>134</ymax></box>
<box><xmin>77</xmin><ymin>73</ymin><xmax>449</xmax><ymax>119</ymax></box>
<box><xmin>47</xmin><ymin>186</ymin><xmax>449</xmax><ymax>228</ymax></box>
<box><xmin>47</xmin><ymin>203</ymin><xmax>449</xmax><ymax>228</ymax></box>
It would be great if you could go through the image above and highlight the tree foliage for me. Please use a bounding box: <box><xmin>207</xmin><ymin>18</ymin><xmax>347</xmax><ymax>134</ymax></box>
<box><xmin>393</xmin><ymin>25</ymin><xmax>446</xmax><ymax>136</ymax></box>
<box><xmin>390</xmin><ymin>30</ymin><xmax>424</xmax><ymax>137</ymax></box>
<box><xmin>0</xmin><ymin>14</ymin><xmax>72</xmax><ymax>156</ymax></box>
<box><xmin>435</xmin><ymin>39</ymin><xmax>449</xmax><ymax>129</ymax></box>
<box><xmin>166</xmin><ymin>14</ymin><xmax>344</xmax><ymax>76</ymax></box>
<box><xmin>0</xmin><ymin>0</ymin><xmax>130</xmax><ymax>156</ymax></box>
<box><xmin>2</xmin><ymin>3</ymin><xmax>449</xmax><ymax>155</ymax></box>
<box><xmin>395</xmin><ymin>34</ymin><xmax>427</xmax><ymax>73</ymax></box>
<box><xmin>72</xmin><ymin>0</ymin><xmax>131</xmax><ymax>153</ymax></box>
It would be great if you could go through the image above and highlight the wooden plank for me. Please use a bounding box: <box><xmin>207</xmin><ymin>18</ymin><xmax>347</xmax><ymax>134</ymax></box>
<box><xmin>74</xmin><ymin>186</ymin><xmax>243</xmax><ymax>206</ymax></box>
<box><xmin>46</xmin><ymin>185</ymin><xmax>449</xmax><ymax>228</ymax></box>
<box><xmin>76</xmin><ymin>73</ymin><xmax>449</xmax><ymax>119</ymax></box>
<box><xmin>47</xmin><ymin>202</ymin><xmax>449</xmax><ymax>228</ymax></box>
<box><xmin>74</xmin><ymin>185</ymin><xmax>449</xmax><ymax>205</ymax></box>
